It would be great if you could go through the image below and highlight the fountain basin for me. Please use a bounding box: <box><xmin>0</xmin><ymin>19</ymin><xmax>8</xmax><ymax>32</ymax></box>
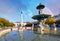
<box><xmin>0</xmin><ymin>29</ymin><xmax>11</xmax><ymax>37</ymax></box>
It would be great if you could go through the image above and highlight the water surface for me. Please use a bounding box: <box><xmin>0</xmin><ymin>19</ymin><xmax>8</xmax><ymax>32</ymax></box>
<box><xmin>0</xmin><ymin>30</ymin><xmax>60</xmax><ymax>41</ymax></box>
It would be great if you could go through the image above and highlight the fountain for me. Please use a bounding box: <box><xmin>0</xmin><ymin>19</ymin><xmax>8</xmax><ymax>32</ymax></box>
<box><xmin>32</xmin><ymin>3</ymin><xmax>50</xmax><ymax>32</ymax></box>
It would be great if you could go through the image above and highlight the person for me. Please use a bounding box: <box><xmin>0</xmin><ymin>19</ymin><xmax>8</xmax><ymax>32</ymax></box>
<box><xmin>11</xmin><ymin>28</ymin><xmax>12</xmax><ymax>31</ymax></box>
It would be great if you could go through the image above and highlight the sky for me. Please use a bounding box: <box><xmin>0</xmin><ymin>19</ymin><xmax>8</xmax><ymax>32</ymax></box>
<box><xmin>0</xmin><ymin>0</ymin><xmax>60</xmax><ymax>22</ymax></box>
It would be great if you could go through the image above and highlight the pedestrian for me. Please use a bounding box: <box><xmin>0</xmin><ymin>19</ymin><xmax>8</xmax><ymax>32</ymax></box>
<box><xmin>11</xmin><ymin>28</ymin><xmax>12</xmax><ymax>31</ymax></box>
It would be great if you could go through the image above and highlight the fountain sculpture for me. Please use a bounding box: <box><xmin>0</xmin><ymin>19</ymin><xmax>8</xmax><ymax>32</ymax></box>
<box><xmin>32</xmin><ymin>3</ymin><xmax>50</xmax><ymax>31</ymax></box>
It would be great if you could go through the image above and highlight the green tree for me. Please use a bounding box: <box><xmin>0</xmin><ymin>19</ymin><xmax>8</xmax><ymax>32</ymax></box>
<box><xmin>25</xmin><ymin>22</ymin><xmax>32</xmax><ymax>27</ymax></box>
<box><xmin>0</xmin><ymin>18</ymin><xmax>15</xmax><ymax>27</ymax></box>
<box><xmin>45</xmin><ymin>17</ymin><xmax>55</xmax><ymax>24</ymax></box>
<box><xmin>55</xmin><ymin>19</ymin><xmax>60</xmax><ymax>24</ymax></box>
<box><xmin>0</xmin><ymin>22</ymin><xmax>3</xmax><ymax>27</ymax></box>
<box><xmin>10</xmin><ymin>23</ymin><xmax>15</xmax><ymax>27</ymax></box>
<box><xmin>0</xmin><ymin>18</ymin><xmax>10</xmax><ymax>26</ymax></box>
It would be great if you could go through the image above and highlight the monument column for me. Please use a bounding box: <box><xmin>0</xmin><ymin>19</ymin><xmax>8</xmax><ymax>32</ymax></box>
<box><xmin>20</xmin><ymin>12</ymin><xmax>23</xmax><ymax>28</ymax></box>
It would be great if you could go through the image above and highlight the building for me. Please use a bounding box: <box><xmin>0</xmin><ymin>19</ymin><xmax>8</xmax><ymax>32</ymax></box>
<box><xmin>14</xmin><ymin>22</ymin><xmax>26</xmax><ymax>27</ymax></box>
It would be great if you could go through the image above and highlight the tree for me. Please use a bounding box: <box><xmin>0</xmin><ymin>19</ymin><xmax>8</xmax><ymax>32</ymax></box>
<box><xmin>0</xmin><ymin>22</ymin><xmax>3</xmax><ymax>27</ymax></box>
<box><xmin>0</xmin><ymin>18</ymin><xmax>10</xmax><ymax>26</ymax></box>
<box><xmin>10</xmin><ymin>23</ymin><xmax>15</xmax><ymax>27</ymax></box>
<box><xmin>55</xmin><ymin>19</ymin><xmax>60</xmax><ymax>24</ymax></box>
<box><xmin>0</xmin><ymin>18</ymin><xmax>15</xmax><ymax>27</ymax></box>
<box><xmin>45</xmin><ymin>17</ymin><xmax>56</xmax><ymax>24</ymax></box>
<box><xmin>25</xmin><ymin>22</ymin><xmax>32</xmax><ymax>27</ymax></box>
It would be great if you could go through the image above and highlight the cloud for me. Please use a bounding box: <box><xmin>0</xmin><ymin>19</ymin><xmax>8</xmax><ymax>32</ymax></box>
<box><xmin>0</xmin><ymin>0</ymin><xmax>29</xmax><ymax>14</ymax></box>
<box><xmin>0</xmin><ymin>0</ymin><xmax>60</xmax><ymax>22</ymax></box>
<box><xmin>43</xmin><ymin>7</ymin><xmax>54</xmax><ymax>16</ymax></box>
<box><xmin>45</xmin><ymin>0</ymin><xmax>60</xmax><ymax>14</ymax></box>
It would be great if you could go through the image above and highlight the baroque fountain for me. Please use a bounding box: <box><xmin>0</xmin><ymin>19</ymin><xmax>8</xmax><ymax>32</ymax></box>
<box><xmin>32</xmin><ymin>3</ymin><xmax>50</xmax><ymax>32</ymax></box>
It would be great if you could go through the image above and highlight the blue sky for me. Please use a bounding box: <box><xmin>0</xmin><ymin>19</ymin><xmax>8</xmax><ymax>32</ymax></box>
<box><xmin>0</xmin><ymin>0</ymin><xmax>60</xmax><ymax>22</ymax></box>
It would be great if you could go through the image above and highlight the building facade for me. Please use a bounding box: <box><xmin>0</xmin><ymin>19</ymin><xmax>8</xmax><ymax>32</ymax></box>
<box><xmin>14</xmin><ymin>22</ymin><xmax>26</xmax><ymax>27</ymax></box>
